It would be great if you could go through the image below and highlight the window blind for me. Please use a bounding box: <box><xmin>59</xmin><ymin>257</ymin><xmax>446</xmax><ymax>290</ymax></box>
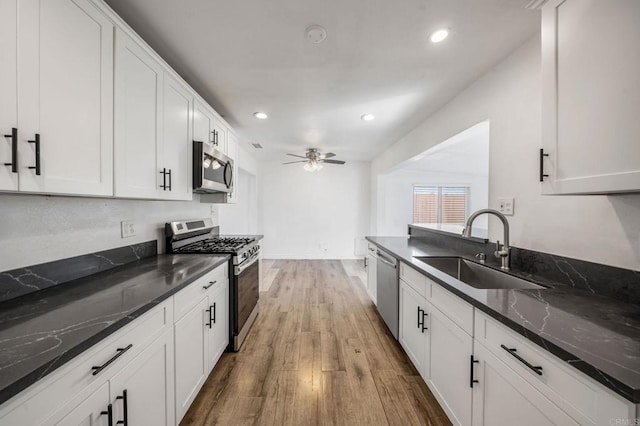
<box><xmin>413</xmin><ymin>186</ymin><xmax>469</xmax><ymax>225</ymax></box>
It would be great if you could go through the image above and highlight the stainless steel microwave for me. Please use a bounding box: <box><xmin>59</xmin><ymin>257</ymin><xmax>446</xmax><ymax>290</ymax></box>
<box><xmin>193</xmin><ymin>141</ymin><xmax>234</xmax><ymax>194</ymax></box>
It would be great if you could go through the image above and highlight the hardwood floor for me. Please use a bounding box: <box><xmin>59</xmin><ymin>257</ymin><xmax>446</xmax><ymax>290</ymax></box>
<box><xmin>181</xmin><ymin>260</ymin><xmax>451</xmax><ymax>426</ymax></box>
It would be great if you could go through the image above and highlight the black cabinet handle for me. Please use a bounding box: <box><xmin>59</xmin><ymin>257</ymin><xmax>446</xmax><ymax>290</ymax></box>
<box><xmin>91</xmin><ymin>344</ymin><xmax>133</xmax><ymax>376</ymax></box>
<box><xmin>501</xmin><ymin>344</ymin><xmax>543</xmax><ymax>375</ymax></box>
<box><xmin>160</xmin><ymin>168</ymin><xmax>167</xmax><ymax>190</ymax></box>
<box><xmin>3</xmin><ymin>128</ymin><xmax>17</xmax><ymax>173</ymax></box>
<box><xmin>116</xmin><ymin>389</ymin><xmax>128</xmax><ymax>426</ymax></box>
<box><xmin>167</xmin><ymin>168</ymin><xmax>172</xmax><ymax>191</ymax></box>
<box><xmin>206</xmin><ymin>304</ymin><xmax>214</xmax><ymax>328</ymax></box>
<box><xmin>100</xmin><ymin>403</ymin><xmax>114</xmax><ymax>426</ymax></box>
<box><xmin>27</xmin><ymin>133</ymin><xmax>40</xmax><ymax>175</ymax></box>
<box><xmin>212</xmin><ymin>302</ymin><xmax>216</xmax><ymax>324</ymax></box>
<box><xmin>417</xmin><ymin>307</ymin><xmax>423</xmax><ymax>329</ymax></box>
<box><xmin>470</xmin><ymin>355</ymin><xmax>479</xmax><ymax>387</ymax></box>
<box><xmin>421</xmin><ymin>310</ymin><xmax>428</xmax><ymax>333</ymax></box>
<box><xmin>539</xmin><ymin>148</ymin><xmax>549</xmax><ymax>182</ymax></box>
<box><xmin>202</xmin><ymin>280</ymin><xmax>217</xmax><ymax>290</ymax></box>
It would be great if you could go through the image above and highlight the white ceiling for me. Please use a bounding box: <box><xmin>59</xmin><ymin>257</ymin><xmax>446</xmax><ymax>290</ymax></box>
<box><xmin>104</xmin><ymin>0</ymin><xmax>539</xmax><ymax>161</ymax></box>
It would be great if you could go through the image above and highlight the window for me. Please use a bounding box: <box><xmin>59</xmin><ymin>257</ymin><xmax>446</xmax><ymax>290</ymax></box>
<box><xmin>413</xmin><ymin>186</ymin><xmax>469</xmax><ymax>225</ymax></box>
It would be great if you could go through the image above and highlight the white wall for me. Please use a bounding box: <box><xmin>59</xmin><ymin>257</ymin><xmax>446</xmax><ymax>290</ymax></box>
<box><xmin>0</xmin><ymin>193</ymin><xmax>216</xmax><ymax>271</ymax></box>
<box><xmin>259</xmin><ymin>161</ymin><xmax>370</xmax><ymax>259</ymax></box>
<box><xmin>218</xmin><ymin>168</ymin><xmax>258</xmax><ymax>234</ymax></box>
<box><xmin>372</xmin><ymin>34</ymin><xmax>640</xmax><ymax>271</ymax></box>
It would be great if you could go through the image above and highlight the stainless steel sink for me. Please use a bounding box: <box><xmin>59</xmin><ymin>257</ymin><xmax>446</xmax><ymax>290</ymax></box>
<box><xmin>415</xmin><ymin>257</ymin><xmax>546</xmax><ymax>290</ymax></box>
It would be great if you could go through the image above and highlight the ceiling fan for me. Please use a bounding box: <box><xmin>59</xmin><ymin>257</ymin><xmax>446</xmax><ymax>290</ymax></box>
<box><xmin>283</xmin><ymin>148</ymin><xmax>346</xmax><ymax>172</ymax></box>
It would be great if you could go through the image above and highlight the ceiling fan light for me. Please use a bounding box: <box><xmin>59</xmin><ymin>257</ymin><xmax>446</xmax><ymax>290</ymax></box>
<box><xmin>303</xmin><ymin>161</ymin><xmax>314</xmax><ymax>172</ymax></box>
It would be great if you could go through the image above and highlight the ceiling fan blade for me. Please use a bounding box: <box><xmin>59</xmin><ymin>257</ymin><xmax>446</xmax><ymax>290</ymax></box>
<box><xmin>286</xmin><ymin>153</ymin><xmax>307</xmax><ymax>159</ymax></box>
<box><xmin>322</xmin><ymin>152</ymin><xmax>336</xmax><ymax>159</ymax></box>
<box><xmin>321</xmin><ymin>159</ymin><xmax>346</xmax><ymax>165</ymax></box>
<box><xmin>282</xmin><ymin>160</ymin><xmax>307</xmax><ymax>164</ymax></box>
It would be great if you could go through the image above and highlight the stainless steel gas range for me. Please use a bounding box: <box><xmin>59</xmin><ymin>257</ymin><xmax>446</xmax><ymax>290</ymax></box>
<box><xmin>165</xmin><ymin>218</ymin><xmax>260</xmax><ymax>351</ymax></box>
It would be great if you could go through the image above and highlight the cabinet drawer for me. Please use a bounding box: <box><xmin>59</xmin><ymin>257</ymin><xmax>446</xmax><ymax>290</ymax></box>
<box><xmin>474</xmin><ymin>310</ymin><xmax>635</xmax><ymax>425</ymax></box>
<box><xmin>429</xmin><ymin>279</ymin><xmax>474</xmax><ymax>335</ymax></box>
<box><xmin>174</xmin><ymin>263</ymin><xmax>227</xmax><ymax>322</ymax></box>
<box><xmin>399</xmin><ymin>262</ymin><xmax>429</xmax><ymax>298</ymax></box>
<box><xmin>0</xmin><ymin>300</ymin><xmax>172</xmax><ymax>426</ymax></box>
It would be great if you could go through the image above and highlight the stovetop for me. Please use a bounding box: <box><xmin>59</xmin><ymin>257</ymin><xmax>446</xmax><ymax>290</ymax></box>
<box><xmin>172</xmin><ymin>237</ymin><xmax>256</xmax><ymax>254</ymax></box>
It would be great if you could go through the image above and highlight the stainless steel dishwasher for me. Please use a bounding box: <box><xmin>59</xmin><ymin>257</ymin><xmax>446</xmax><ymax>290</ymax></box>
<box><xmin>376</xmin><ymin>249</ymin><xmax>399</xmax><ymax>339</ymax></box>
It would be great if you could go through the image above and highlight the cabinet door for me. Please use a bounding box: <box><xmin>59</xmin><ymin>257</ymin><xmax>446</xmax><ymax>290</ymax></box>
<box><xmin>161</xmin><ymin>74</ymin><xmax>193</xmax><ymax>200</ymax></box>
<box><xmin>541</xmin><ymin>0</ymin><xmax>640</xmax><ymax>194</ymax></box>
<box><xmin>109</xmin><ymin>328</ymin><xmax>175</xmax><ymax>426</ymax></box>
<box><xmin>193</xmin><ymin>100</ymin><xmax>214</xmax><ymax>145</ymax></box>
<box><xmin>211</xmin><ymin>117</ymin><xmax>227</xmax><ymax>153</ymax></box>
<box><xmin>366</xmin><ymin>253</ymin><xmax>377</xmax><ymax>304</ymax></box>
<box><xmin>206</xmin><ymin>281</ymin><xmax>229</xmax><ymax>370</ymax></box>
<box><xmin>225</xmin><ymin>131</ymin><xmax>238</xmax><ymax>204</ymax></box>
<box><xmin>472</xmin><ymin>342</ymin><xmax>579</xmax><ymax>426</ymax></box>
<box><xmin>18</xmin><ymin>0</ymin><xmax>113</xmax><ymax>196</ymax></box>
<box><xmin>54</xmin><ymin>381</ymin><xmax>110</xmax><ymax>426</ymax></box>
<box><xmin>114</xmin><ymin>28</ymin><xmax>163</xmax><ymax>199</ymax></box>
<box><xmin>174</xmin><ymin>297</ymin><xmax>208</xmax><ymax>422</ymax></box>
<box><xmin>398</xmin><ymin>281</ymin><xmax>427</xmax><ymax>376</ymax></box>
<box><xmin>426</xmin><ymin>303</ymin><xmax>473</xmax><ymax>426</ymax></box>
<box><xmin>0</xmin><ymin>0</ymin><xmax>17</xmax><ymax>191</ymax></box>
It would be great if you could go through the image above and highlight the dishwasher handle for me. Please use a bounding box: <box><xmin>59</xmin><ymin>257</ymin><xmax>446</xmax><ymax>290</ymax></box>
<box><xmin>376</xmin><ymin>251</ymin><xmax>397</xmax><ymax>268</ymax></box>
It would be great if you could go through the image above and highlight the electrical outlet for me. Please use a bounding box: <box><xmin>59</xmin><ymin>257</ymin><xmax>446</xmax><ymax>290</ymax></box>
<box><xmin>498</xmin><ymin>198</ymin><xmax>515</xmax><ymax>216</ymax></box>
<box><xmin>121</xmin><ymin>220</ymin><xmax>136</xmax><ymax>238</ymax></box>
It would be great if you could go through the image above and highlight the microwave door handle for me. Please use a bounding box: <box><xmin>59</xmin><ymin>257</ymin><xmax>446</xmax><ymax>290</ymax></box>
<box><xmin>223</xmin><ymin>162</ymin><xmax>233</xmax><ymax>189</ymax></box>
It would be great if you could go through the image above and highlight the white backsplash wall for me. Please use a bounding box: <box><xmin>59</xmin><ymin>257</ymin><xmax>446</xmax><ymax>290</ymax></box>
<box><xmin>371</xmin><ymin>34</ymin><xmax>640</xmax><ymax>271</ymax></box>
<box><xmin>0</xmin><ymin>193</ymin><xmax>216</xmax><ymax>271</ymax></box>
<box><xmin>218</xmin><ymin>168</ymin><xmax>259</xmax><ymax>235</ymax></box>
<box><xmin>259</xmin><ymin>161</ymin><xmax>370</xmax><ymax>259</ymax></box>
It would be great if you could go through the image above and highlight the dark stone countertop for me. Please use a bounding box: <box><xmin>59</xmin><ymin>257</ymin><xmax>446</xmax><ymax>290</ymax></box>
<box><xmin>0</xmin><ymin>254</ymin><xmax>229</xmax><ymax>406</ymax></box>
<box><xmin>366</xmin><ymin>236</ymin><xmax>640</xmax><ymax>403</ymax></box>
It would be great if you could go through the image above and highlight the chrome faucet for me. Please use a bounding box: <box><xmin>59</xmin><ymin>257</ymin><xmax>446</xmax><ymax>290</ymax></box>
<box><xmin>462</xmin><ymin>209</ymin><xmax>511</xmax><ymax>270</ymax></box>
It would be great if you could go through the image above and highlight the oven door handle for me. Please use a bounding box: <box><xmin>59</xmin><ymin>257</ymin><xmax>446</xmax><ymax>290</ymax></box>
<box><xmin>235</xmin><ymin>253</ymin><xmax>260</xmax><ymax>275</ymax></box>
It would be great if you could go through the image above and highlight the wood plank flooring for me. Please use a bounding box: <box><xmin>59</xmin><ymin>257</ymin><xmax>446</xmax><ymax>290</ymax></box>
<box><xmin>181</xmin><ymin>260</ymin><xmax>451</xmax><ymax>426</ymax></box>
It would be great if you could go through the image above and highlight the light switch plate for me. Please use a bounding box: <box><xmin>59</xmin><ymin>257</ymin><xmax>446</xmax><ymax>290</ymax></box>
<box><xmin>121</xmin><ymin>220</ymin><xmax>136</xmax><ymax>238</ymax></box>
<box><xmin>498</xmin><ymin>198</ymin><xmax>514</xmax><ymax>216</ymax></box>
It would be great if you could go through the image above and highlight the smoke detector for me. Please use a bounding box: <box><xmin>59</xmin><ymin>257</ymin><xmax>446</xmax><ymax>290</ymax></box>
<box><xmin>306</xmin><ymin>25</ymin><xmax>327</xmax><ymax>44</ymax></box>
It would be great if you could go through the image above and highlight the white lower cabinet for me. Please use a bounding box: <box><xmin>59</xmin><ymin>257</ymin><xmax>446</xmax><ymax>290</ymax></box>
<box><xmin>54</xmin><ymin>382</ymin><xmax>110</xmax><ymax>426</ymax></box>
<box><xmin>174</xmin><ymin>266</ymin><xmax>229</xmax><ymax>423</ymax></box>
<box><xmin>471</xmin><ymin>341</ymin><xmax>577</xmax><ymax>426</ymax></box>
<box><xmin>396</xmin><ymin>261</ymin><xmax>638</xmax><ymax>426</ymax></box>
<box><xmin>109</xmin><ymin>327</ymin><xmax>175</xmax><ymax>426</ymax></box>
<box><xmin>399</xmin><ymin>280</ymin><xmax>428</xmax><ymax>375</ymax></box>
<box><xmin>425</xmin><ymin>302</ymin><xmax>473</xmax><ymax>426</ymax></box>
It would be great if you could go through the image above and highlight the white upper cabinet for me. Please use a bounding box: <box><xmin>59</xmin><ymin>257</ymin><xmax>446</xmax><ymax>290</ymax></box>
<box><xmin>114</xmin><ymin>28</ymin><xmax>165</xmax><ymax>199</ymax></box>
<box><xmin>212</xmin><ymin>117</ymin><xmax>227</xmax><ymax>154</ymax></box>
<box><xmin>16</xmin><ymin>0</ymin><xmax>114</xmax><ymax>196</ymax></box>
<box><xmin>541</xmin><ymin>0</ymin><xmax>640</xmax><ymax>194</ymax></box>
<box><xmin>193</xmin><ymin>100</ymin><xmax>215</xmax><ymax>146</ymax></box>
<box><xmin>0</xmin><ymin>0</ymin><xmax>17</xmax><ymax>191</ymax></box>
<box><xmin>162</xmin><ymin>73</ymin><xmax>193</xmax><ymax>201</ymax></box>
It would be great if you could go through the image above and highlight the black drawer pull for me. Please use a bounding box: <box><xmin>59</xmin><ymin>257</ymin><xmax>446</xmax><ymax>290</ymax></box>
<box><xmin>417</xmin><ymin>306</ymin><xmax>423</xmax><ymax>329</ymax></box>
<box><xmin>27</xmin><ymin>133</ymin><xmax>40</xmax><ymax>175</ymax></box>
<box><xmin>91</xmin><ymin>344</ymin><xmax>133</xmax><ymax>376</ymax></box>
<box><xmin>100</xmin><ymin>403</ymin><xmax>114</xmax><ymax>426</ymax></box>
<box><xmin>470</xmin><ymin>355</ymin><xmax>479</xmax><ymax>387</ymax></box>
<box><xmin>116</xmin><ymin>389</ymin><xmax>128</xmax><ymax>426</ymax></box>
<box><xmin>539</xmin><ymin>148</ymin><xmax>549</xmax><ymax>182</ymax></box>
<box><xmin>3</xmin><ymin>128</ymin><xmax>17</xmax><ymax>173</ymax></box>
<box><xmin>203</xmin><ymin>280</ymin><xmax>217</xmax><ymax>290</ymax></box>
<box><xmin>501</xmin><ymin>344</ymin><xmax>543</xmax><ymax>375</ymax></box>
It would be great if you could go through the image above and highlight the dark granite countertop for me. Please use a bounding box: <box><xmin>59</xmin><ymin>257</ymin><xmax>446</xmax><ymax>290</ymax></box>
<box><xmin>0</xmin><ymin>254</ymin><xmax>229</xmax><ymax>405</ymax></box>
<box><xmin>366</xmin><ymin>236</ymin><xmax>640</xmax><ymax>403</ymax></box>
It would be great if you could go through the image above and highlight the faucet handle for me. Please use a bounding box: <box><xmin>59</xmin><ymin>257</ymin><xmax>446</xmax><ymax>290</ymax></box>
<box><xmin>475</xmin><ymin>252</ymin><xmax>486</xmax><ymax>263</ymax></box>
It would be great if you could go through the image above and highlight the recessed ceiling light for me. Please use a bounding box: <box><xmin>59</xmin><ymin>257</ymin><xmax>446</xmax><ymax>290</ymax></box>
<box><xmin>430</xmin><ymin>29</ymin><xmax>450</xmax><ymax>43</ymax></box>
<box><xmin>254</xmin><ymin>112</ymin><xmax>268</xmax><ymax>119</ymax></box>
<box><xmin>361</xmin><ymin>113</ymin><xmax>375</xmax><ymax>121</ymax></box>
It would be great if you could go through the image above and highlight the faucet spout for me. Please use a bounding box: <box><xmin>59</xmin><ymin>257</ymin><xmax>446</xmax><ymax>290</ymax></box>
<box><xmin>462</xmin><ymin>209</ymin><xmax>511</xmax><ymax>270</ymax></box>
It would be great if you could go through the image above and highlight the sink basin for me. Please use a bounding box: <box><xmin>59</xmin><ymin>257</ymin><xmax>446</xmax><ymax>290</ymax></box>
<box><xmin>415</xmin><ymin>257</ymin><xmax>546</xmax><ymax>290</ymax></box>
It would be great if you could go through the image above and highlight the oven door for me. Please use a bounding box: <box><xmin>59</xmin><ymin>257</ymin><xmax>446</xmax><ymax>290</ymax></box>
<box><xmin>234</xmin><ymin>253</ymin><xmax>260</xmax><ymax>350</ymax></box>
<box><xmin>193</xmin><ymin>141</ymin><xmax>234</xmax><ymax>193</ymax></box>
